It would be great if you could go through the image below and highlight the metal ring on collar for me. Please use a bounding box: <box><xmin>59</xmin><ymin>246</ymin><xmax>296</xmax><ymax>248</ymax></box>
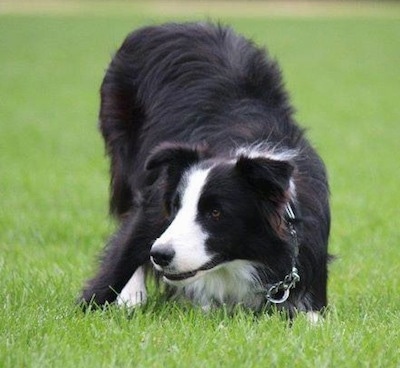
<box><xmin>266</xmin><ymin>288</ymin><xmax>290</xmax><ymax>304</ymax></box>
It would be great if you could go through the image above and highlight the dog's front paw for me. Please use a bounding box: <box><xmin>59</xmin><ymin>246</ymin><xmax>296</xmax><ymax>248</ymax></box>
<box><xmin>116</xmin><ymin>266</ymin><xmax>147</xmax><ymax>308</ymax></box>
<box><xmin>116</xmin><ymin>289</ymin><xmax>147</xmax><ymax>308</ymax></box>
<box><xmin>306</xmin><ymin>311</ymin><xmax>321</xmax><ymax>325</ymax></box>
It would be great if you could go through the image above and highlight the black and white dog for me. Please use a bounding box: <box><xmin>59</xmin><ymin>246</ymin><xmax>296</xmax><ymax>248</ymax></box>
<box><xmin>80</xmin><ymin>22</ymin><xmax>330</xmax><ymax>316</ymax></box>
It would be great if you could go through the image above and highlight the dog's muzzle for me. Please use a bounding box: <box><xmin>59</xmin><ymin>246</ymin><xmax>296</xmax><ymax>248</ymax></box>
<box><xmin>150</xmin><ymin>246</ymin><xmax>228</xmax><ymax>282</ymax></box>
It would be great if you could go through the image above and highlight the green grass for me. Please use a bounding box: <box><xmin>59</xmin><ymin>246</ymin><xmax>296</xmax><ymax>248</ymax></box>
<box><xmin>1</xmin><ymin>2</ymin><xmax>399</xmax><ymax>367</ymax></box>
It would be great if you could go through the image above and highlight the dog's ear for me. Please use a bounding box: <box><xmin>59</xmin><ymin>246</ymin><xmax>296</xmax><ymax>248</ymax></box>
<box><xmin>146</xmin><ymin>142</ymin><xmax>209</xmax><ymax>173</ymax></box>
<box><xmin>236</xmin><ymin>155</ymin><xmax>294</xmax><ymax>204</ymax></box>
<box><xmin>145</xmin><ymin>143</ymin><xmax>201</xmax><ymax>190</ymax></box>
<box><xmin>145</xmin><ymin>143</ymin><xmax>210</xmax><ymax>213</ymax></box>
<box><xmin>146</xmin><ymin>142</ymin><xmax>204</xmax><ymax>172</ymax></box>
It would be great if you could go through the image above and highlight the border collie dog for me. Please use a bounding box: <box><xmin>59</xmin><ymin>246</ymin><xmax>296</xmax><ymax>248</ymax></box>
<box><xmin>80</xmin><ymin>22</ymin><xmax>330</xmax><ymax>316</ymax></box>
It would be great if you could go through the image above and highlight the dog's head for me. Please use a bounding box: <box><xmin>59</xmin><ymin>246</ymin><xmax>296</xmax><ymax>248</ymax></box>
<box><xmin>146</xmin><ymin>142</ymin><xmax>295</xmax><ymax>285</ymax></box>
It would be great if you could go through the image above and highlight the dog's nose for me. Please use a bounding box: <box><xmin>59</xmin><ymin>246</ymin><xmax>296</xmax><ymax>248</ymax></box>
<box><xmin>150</xmin><ymin>246</ymin><xmax>175</xmax><ymax>267</ymax></box>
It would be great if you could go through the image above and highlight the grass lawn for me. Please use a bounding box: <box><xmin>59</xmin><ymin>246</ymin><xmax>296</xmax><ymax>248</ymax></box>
<box><xmin>1</xmin><ymin>1</ymin><xmax>399</xmax><ymax>367</ymax></box>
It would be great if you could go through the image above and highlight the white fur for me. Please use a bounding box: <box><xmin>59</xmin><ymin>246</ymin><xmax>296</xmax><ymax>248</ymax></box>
<box><xmin>180</xmin><ymin>260</ymin><xmax>264</xmax><ymax>310</ymax></box>
<box><xmin>235</xmin><ymin>142</ymin><xmax>298</xmax><ymax>162</ymax></box>
<box><xmin>306</xmin><ymin>311</ymin><xmax>321</xmax><ymax>325</ymax></box>
<box><xmin>151</xmin><ymin>167</ymin><xmax>213</xmax><ymax>275</ymax></box>
<box><xmin>117</xmin><ymin>266</ymin><xmax>147</xmax><ymax>308</ymax></box>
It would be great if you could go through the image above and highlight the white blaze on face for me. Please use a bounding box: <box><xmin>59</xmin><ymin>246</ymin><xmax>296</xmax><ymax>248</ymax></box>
<box><xmin>151</xmin><ymin>167</ymin><xmax>212</xmax><ymax>274</ymax></box>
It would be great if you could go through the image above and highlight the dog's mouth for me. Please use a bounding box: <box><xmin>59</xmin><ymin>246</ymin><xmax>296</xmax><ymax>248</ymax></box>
<box><xmin>162</xmin><ymin>256</ymin><xmax>228</xmax><ymax>282</ymax></box>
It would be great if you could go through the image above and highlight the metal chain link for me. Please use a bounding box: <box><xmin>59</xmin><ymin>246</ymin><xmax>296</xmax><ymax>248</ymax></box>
<box><xmin>265</xmin><ymin>267</ymin><xmax>300</xmax><ymax>304</ymax></box>
<box><xmin>255</xmin><ymin>204</ymin><xmax>301</xmax><ymax>305</ymax></box>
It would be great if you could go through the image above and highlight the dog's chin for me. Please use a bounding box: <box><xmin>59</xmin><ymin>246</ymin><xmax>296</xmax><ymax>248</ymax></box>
<box><xmin>162</xmin><ymin>268</ymin><xmax>211</xmax><ymax>286</ymax></box>
<box><xmin>155</xmin><ymin>255</ymin><xmax>229</xmax><ymax>286</ymax></box>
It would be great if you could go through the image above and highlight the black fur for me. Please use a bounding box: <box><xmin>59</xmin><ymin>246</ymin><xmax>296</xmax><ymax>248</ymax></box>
<box><xmin>80</xmin><ymin>22</ymin><xmax>330</xmax><ymax>313</ymax></box>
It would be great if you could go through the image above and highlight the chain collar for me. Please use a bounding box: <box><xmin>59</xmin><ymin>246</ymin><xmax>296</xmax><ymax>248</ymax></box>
<box><xmin>263</xmin><ymin>203</ymin><xmax>300</xmax><ymax>305</ymax></box>
<box><xmin>265</xmin><ymin>266</ymin><xmax>300</xmax><ymax>304</ymax></box>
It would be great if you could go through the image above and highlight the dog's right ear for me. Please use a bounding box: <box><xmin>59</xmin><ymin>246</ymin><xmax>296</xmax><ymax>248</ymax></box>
<box><xmin>146</xmin><ymin>142</ymin><xmax>207</xmax><ymax>172</ymax></box>
<box><xmin>145</xmin><ymin>142</ymin><xmax>210</xmax><ymax>215</ymax></box>
<box><xmin>145</xmin><ymin>142</ymin><xmax>209</xmax><ymax>195</ymax></box>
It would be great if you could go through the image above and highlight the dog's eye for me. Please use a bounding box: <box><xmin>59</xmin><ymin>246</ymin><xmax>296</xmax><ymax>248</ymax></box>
<box><xmin>210</xmin><ymin>209</ymin><xmax>221</xmax><ymax>221</ymax></box>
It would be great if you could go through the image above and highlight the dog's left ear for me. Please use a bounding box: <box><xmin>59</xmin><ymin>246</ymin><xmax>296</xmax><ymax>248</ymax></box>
<box><xmin>236</xmin><ymin>156</ymin><xmax>294</xmax><ymax>203</ymax></box>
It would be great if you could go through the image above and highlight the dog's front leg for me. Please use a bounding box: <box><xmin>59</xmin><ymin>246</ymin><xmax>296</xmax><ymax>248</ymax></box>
<box><xmin>116</xmin><ymin>266</ymin><xmax>147</xmax><ymax>308</ymax></box>
<box><xmin>80</xmin><ymin>209</ymin><xmax>156</xmax><ymax>308</ymax></box>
